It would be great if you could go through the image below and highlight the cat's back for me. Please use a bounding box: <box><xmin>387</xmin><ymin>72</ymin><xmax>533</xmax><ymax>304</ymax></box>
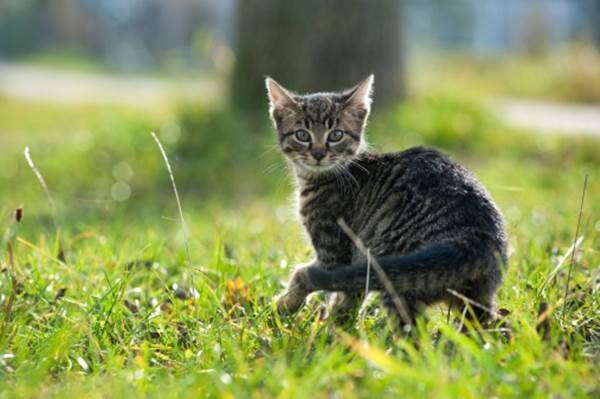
<box><xmin>351</xmin><ymin>146</ymin><xmax>507</xmax><ymax>257</ymax></box>
<box><xmin>356</xmin><ymin>146</ymin><xmax>475</xmax><ymax>191</ymax></box>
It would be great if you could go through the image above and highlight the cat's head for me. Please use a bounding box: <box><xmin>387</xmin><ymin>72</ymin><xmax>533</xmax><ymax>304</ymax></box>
<box><xmin>266</xmin><ymin>75</ymin><xmax>373</xmax><ymax>177</ymax></box>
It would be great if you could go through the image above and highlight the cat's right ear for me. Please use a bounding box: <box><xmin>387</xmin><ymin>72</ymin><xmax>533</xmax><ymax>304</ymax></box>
<box><xmin>265</xmin><ymin>78</ymin><xmax>298</xmax><ymax>127</ymax></box>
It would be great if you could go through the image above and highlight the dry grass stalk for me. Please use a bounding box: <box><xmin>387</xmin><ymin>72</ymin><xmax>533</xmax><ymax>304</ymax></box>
<box><xmin>23</xmin><ymin>147</ymin><xmax>66</xmax><ymax>261</ymax></box>
<box><xmin>540</xmin><ymin>235</ymin><xmax>584</xmax><ymax>294</ymax></box>
<box><xmin>446</xmin><ymin>288</ymin><xmax>498</xmax><ymax>319</ymax></box>
<box><xmin>562</xmin><ymin>173</ymin><xmax>589</xmax><ymax>322</ymax></box>
<box><xmin>337</xmin><ymin>218</ymin><xmax>412</xmax><ymax>327</ymax></box>
<box><xmin>150</xmin><ymin>132</ymin><xmax>197</xmax><ymax>303</ymax></box>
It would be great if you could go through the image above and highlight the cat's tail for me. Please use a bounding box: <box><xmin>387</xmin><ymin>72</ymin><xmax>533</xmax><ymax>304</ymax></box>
<box><xmin>305</xmin><ymin>242</ymin><xmax>503</xmax><ymax>293</ymax></box>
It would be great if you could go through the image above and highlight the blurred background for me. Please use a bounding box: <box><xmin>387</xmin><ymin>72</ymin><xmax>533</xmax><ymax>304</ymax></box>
<box><xmin>0</xmin><ymin>0</ymin><xmax>599</xmax><ymax>234</ymax></box>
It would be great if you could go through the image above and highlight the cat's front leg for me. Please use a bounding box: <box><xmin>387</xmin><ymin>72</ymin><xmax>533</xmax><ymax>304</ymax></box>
<box><xmin>276</xmin><ymin>261</ymin><xmax>324</xmax><ymax>315</ymax></box>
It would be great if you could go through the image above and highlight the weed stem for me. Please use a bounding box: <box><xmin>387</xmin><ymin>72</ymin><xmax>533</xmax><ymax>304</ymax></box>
<box><xmin>562</xmin><ymin>173</ymin><xmax>589</xmax><ymax>323</ymax></box>
<box><xmin>150</xmin><ymin>132</ymin><xmax>197</xmax><ymax>304</ymax></box>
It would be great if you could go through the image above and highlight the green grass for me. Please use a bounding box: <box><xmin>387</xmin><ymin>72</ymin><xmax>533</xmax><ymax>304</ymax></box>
<box><xmin>15</xmin><ymin>50</ymin><xmax>106</xmax><ymax>74</ymax></box>
<box><xmin>411</xmin><ymin>43</ymin><xmax>600</xmax><ymax>103</ymax></box>
<box><xmin>0</xmin><ymin>93</ymin><xmax>599</xmax><ymax>398</ymax></box>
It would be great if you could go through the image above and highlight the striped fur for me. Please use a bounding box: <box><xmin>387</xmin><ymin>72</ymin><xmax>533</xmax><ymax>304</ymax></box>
<box><xmin>266</xmin><ymin>76</ymin><xmax>508</xmax><ymax>326</ymax></box>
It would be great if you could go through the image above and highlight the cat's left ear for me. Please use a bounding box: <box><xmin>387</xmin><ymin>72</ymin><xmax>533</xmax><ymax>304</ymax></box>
<box><xmin>342</xmin><ymin>74</ymin><xmax>374</xmax><ymax>118</ymax></box>
<box><xmin>265</xmin><ymin>77</ymin><xmax>299</xmax><ymax>128</ymax></box>
<box><xmin>266</xmin><ymin>78</ymin><xmax>299</xmax><ymax>110</ymax></box>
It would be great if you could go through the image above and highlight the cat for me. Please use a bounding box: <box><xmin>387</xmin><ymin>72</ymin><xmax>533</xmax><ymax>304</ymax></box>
<box><xmin>266</xmin><ymin>75</ymin><xmax>508</xmax><ymax>327</ymax></box>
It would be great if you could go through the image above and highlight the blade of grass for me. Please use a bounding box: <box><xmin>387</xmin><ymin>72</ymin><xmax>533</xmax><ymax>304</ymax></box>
<box><xmin>150</xmin><ymin>132</ymin><xmax>197</xmax><ymax>308</ymax></box>
<box><xmin>562</xmin><ymin>173</ymin><xmax>589</xmax><ymax>323</ymax></box>
<box><xmin>540</xmin><ymin>235</ymin><xmax>584</xmax><ymax>295</ymax></box>
<box><xmin>24</xmin><ymin>147</ymin><xmax>66</xmax><ymax>262</ymax></box>
<box><xmin>0</xmin><ymin>243</ymin><xmax>18</xmax><ymax>341</ymax></box>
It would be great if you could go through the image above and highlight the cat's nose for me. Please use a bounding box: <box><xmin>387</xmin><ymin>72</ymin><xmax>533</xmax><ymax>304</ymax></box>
<box><xmin>312</xmin><ymin>149</ymin><xmax>326</xmax><ymax>161</ymax></box>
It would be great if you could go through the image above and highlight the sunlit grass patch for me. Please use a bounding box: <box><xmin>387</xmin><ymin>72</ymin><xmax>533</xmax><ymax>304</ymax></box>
<box><xmin>0</xmin><ymin>92</ymin><xmax>599</xmax><ymax>397</ymax></box>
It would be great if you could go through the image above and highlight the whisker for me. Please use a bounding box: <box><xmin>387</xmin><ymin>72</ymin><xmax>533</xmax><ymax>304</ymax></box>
<box><xmin>263</xmin><ymin>161</ymin><xmax>285</xmax><ymax>176</ymax></box>
<box><xmin>260</xmin><ymin>144</ymin><xmax>280</xmax><ymax>158</ymax></box>
<box><xmin>332</xmin><ymin>165</ymin><xmax>346</xmax><ymax>194</ymax></box>
<box><xmin>347</xmin><ymin>159</ymin><xmax>370</xmax><ymax>175</ymax></box>
<box><xmin>335</xmin><ymin>162</ymin><xmax>359</xmax><ymax>190</ymax></box>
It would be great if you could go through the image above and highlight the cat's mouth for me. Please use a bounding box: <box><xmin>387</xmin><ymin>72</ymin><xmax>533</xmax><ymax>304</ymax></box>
<box><xmin>294</xmin><ymin>160</ymin><xmax>339</xmax><ymax>175</ymax></box>
<box><xmin>304</xmin><ymin>163</ymin><xmax>337</xmax><ymax>171</ymax></box>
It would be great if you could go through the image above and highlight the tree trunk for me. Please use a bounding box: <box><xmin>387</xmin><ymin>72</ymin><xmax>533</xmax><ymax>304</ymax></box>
<box><xmin>594</xmin><ymin>0</ymin><xmax>600</xmax><ymax>45</ymax></box>
<box><xmin>231</xmin><ymin>0</ymin><xmax>404</xmax><ymax>113</ymax></box>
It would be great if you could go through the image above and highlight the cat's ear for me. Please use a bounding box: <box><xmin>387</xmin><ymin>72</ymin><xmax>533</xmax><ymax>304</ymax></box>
<box><xmin>265</xmin><ymin>77</ymin><xmax>299</xmax><ymax>123</ymax></box>
<box><xmin>342</xmin><ymin>74</ymin><xmax>374</xmax><ymax>118</ymax></box>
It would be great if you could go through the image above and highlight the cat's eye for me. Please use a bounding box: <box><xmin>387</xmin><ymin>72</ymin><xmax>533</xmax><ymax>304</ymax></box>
<box><xmin>328</xmin><ymin>130</ymin><xmax>344</xmax><ymax>143</ymax></box>
<box><xmin>295</xmin><ymin>129</ymin><xmax>311</xmax><ymax>143</ymax></box>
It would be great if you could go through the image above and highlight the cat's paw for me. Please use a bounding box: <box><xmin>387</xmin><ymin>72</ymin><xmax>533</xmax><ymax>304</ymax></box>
<box><xmin>274</xmin><ymin>266</ymin><xmax>313</xmax><ymax>315</ymax></box>
<box><xmin>275</xmin><ymin>292</ymin><xmax>306</xmax><ymax>315</ymax></box>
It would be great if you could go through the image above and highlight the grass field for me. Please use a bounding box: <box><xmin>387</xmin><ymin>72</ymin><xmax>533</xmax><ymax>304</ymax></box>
<box><xmin>410</xmin><ymin>44</ymin><xmax>600</xmax><ymax>103</ymax></box>
<box><xmin>0</xmin><ymin>89</ymin><xmax>599</xmax><ymax>398</ymax></box>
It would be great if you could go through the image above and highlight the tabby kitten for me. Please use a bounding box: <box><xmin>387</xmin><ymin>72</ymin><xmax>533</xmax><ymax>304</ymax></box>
<box><xmin>266</xmin><ymin>75</ymin><xmax>507</xmax><ymax>326</ymax></box>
